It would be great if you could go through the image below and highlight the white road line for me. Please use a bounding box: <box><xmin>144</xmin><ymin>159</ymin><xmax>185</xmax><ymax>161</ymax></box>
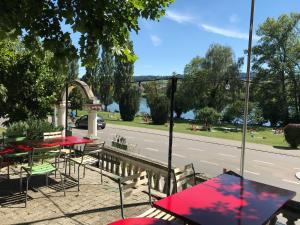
<box><xmin>236</xmin><ymin>168</ymin><xmax>260</xmax><ymax>176</ymax></box>
<box><xmin>217</xmin><ymin>153</ymin><xmax>236</xmax><ymax>158</ymax></box>
<box><xmin>144</xmin><ymin>139</ymin><xmax>155</xmax><ymax>143</ymax></box>
<box><xmin>173</xmin><ymin>153</ymin><xmax>186</xmax><ymax>158</ymax></box>
<box><xmin>188</xmin><ymin>147</ymin><xmax>205</xmax><ymax>152</ymax></box>
<box><xmin>282</xmin><ymin>179</ymin><xmax>300</xmax><ymax>185</ymax></box>
<box><xmin>294</xmin><ymin>168</ymin><xmax>300</xmax><ymax>170</ymax></box>
<box><xmin>145</xmin><ymin>147</ymin><xmax>159</xmax><ymax>152</ymax></box>
<box><xmin>200</xmin><ymin>160</ymin><xmax>219</xmax><ymax>166</ymax></box>
<box><xmin>253</xmin><ymin>160</ymin><xmax>274</xmax><ymax>165</ymax></box>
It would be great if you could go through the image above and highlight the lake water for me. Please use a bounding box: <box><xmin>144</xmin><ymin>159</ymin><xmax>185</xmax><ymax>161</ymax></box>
<box><xmin>107</xmin><ymin>98</ymin><xmax>195</xmax><ymax>120</ymax></box>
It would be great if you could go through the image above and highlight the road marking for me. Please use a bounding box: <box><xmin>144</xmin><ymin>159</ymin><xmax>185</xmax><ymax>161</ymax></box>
<box><xmin>282</xmin><ymin>179</ymin><xmax>300</xmax><ymax>185</ymax></box>
<box><xmin>145</xmin><ymin>147</ymin><xmax>159</xmax><ymax>152</ymax></box>
<box><xmin>126</xmin><ymin>136</ymin><xmax>135</xmax><ymax>139</ymax></box>
<box><xmin>217</xmin><ymin>153</ymin><xmax>236</xmax><ymax>158</ymax></box>
<box><xmin>253</xmin><ymin>160</ymin><xmax>274</xmax><ymax>165</ymax></box>
<box><xmin>236</xmin><ymin>168</ymin><xmax>260</xmax><ymax>176</ymax></box>
<box><xmin>144</xmin><ymin>139</ymin><xmax>155</xmax><ymax>143</ymax></box>
<box><xmin>294</xmin><ymin>168</ymin><xmax>300</xmax><ymax>170</ymax></box>
<box><xmin>200</xmin><ymin>160</ymin><xmax>219</xmax><ymax>166</ymax></box>
<box><xmin>188</xmin><ymin>147</ymin><xmax>205</xmax><ymax>152</ymax></box>
<box><xmin>173</xmin><ymin>153</ymin><xmax>186</xmax><ymax>158</ymax></box>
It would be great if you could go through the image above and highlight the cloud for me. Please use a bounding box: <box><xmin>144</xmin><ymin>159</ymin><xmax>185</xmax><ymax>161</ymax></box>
<box><xmin>150</xmin><ymin>35</ymin><xmax>162</xmax><ymax>46</ymax></box>
<box><xmin>165</xmin><ymin>10</ymin><xmax>194</xmax><ymax>24</ymax></box>
<box><xmin>229</xmin><ymin>14</ymin><xmax>239</xmax><ymax>23</ymax></box>
<box><xmin>200</xmin><ymin>24</ymin><xmax>258</xmax><ymax>40</ymax></box>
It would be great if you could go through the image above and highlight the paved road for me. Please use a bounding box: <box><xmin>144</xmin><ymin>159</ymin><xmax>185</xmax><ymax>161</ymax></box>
<box><xmin>73</xmin><ymin>124</ymin><xmax>300</xmax><ymax>200</ymax></box>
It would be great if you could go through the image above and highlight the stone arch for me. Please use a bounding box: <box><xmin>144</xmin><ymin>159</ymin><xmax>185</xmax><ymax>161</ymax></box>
<box><xmin>55</xmin><ymin>79</ymin><xmax>102</xmax><ymax>138</ymax></box>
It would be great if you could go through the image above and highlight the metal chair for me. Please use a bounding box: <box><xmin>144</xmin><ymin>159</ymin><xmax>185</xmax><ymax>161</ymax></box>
<box><xmin>118</xmin><ymin>171</ymin><xmax>152</xmax><ymax>219</ymax></box>
<box><xmin>20</xmin><ymin>145</ymin><xmax>65</xmax><ymax>207</ymax></box>
<box><xmin>67</xmin><ymin>141</ymin><xmax>104</xmax><ymax>191</ymax></box>
<box><xmin>172</xmin><ymin>163</ymin><xmax>196</xmax><ymax>193</ymax></box>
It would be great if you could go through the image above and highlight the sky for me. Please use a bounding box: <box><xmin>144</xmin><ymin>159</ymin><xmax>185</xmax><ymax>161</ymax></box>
<box><xmin>74</xmin><ymin>0</ymin><xmax>300</xmax><ymax>77</ymax></box>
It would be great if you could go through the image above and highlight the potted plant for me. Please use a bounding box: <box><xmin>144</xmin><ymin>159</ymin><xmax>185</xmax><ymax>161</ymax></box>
<box><xmin>112</xmin><ymin>134</ymin><xmax>128</xmax><ymax>150</ymax></box>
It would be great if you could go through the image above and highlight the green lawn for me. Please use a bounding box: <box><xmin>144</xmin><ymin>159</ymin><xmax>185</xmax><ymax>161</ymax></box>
<box><xmin>76</xmin><ymin>110</ymin><xmax>290</xmax><ymax>148</ymax></box>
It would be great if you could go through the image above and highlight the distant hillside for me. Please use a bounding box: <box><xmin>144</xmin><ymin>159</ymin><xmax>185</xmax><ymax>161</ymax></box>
<box><xmin>134</xmin><ymin>73</ymin><xmax>252</xmax><ymax>82</ymax></box>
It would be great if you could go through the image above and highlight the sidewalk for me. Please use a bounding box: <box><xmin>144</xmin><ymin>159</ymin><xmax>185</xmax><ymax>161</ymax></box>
<box><xmin>106</xmin><ymin>123</ymin><xmax>300</xmax><ymax>158</ymax></box>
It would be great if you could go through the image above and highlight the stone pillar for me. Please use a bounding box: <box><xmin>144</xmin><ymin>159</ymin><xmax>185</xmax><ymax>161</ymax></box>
<box><xmin>52</xmin><ymin>105</ymin><xmax>58</xmax><ymax>127</ymax></box>
<box><xmin>88</xmin><ymin>109</ymin><xmax>97</xmax><ymax>138</ymax></box>
<box><xmin>57</xmin><ymin>102</ymin><xmax>66</xmax><ymax>134</ymax></box>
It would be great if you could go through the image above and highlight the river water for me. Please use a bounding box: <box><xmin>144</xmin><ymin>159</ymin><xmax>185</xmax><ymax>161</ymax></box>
<box><xmin>107</xmin><ymin>98</ymin><xmax>195</xmax><ymax>120</ymax></box>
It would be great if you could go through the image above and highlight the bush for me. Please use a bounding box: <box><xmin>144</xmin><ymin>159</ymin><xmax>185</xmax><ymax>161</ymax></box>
<box><xmin>119</xmin><ymin>86</ymin><xmax>140</xmax><ymax>121</ymax></box>
<box><xmin>195</xmin><ymin>107</ymin><xmax>220</xmax><ymax>131</ymax></box>
<box><xmin>26</xmin><ymin>119</ymin><xmax>61</xmax><ymax>140</ymax></box>
<box><xmin>284</xmin><ymin>124</ymin><xmax>300</xmax><ymax>148</ymax></box>
<box><xmin>147</xmin><ymin>95</ymin><xmax>169</xmax><ymax>125</ymax></box>
<box><xmin>5</xmin><ymin>121</ymin><xmax>29</xmax><ymax>138</ymax></box>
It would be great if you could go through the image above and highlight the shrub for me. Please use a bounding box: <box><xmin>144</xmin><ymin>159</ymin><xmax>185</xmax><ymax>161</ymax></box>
<box><xmin>147</xmin><ymin>95</ymin><xmax>169</xmax><ymax>125</ymax></box>
<box><xmin>5</xmin><ymin>121</ymin><xmax>29</xmax><ymax>138</ymax></box>
<box><xmin>26</xmin><ymin>119</ymin><xmax>60</xmax><ymax>140</ymax></box>
<box><xmin>119</xmin><ymin>86</ymin><xmax>140</xmax><ymax>121</ymax></box>
<box><xmin>284</xmin><ymin>124</ymin><xmax>300</xmax><ymax>148</ymax></box>
<box><xmin>195</xmin><ymin>107</ymin><xmax>220</xmax><ymax>131</ymax></box>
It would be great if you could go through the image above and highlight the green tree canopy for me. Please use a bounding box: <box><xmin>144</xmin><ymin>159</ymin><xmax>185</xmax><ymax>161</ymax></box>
<box><xmin>195</xmin><ymin>107</ymin><xmax>220</xmax><ymax>131</ymax></box>
<box><xmin>0</xmin><ymin>0</ymin><xmax>173</xmax><ymax>66</ymax></box>
<box><xmin>0</xmin><ymin>39</ymin><xmax>65</xmax><ymax>123</ymax></box>
<box><xmin>252</xmin><ymin>13</ymin><xmax>300</xmax><ymax>125</ymax></box>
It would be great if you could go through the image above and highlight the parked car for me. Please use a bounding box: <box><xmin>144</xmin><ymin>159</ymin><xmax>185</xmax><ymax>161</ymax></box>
<box><xmin>75</xmin><ymin>115</ymin><xmax>106</xmax><ymax>129</ymax></box>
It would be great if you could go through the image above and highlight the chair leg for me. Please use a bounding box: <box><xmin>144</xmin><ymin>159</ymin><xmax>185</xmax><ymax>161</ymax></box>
<box><xmin>58</xmin><ymin>170</ymin><xmax>66</xmax><ymax>196</ymax></box>
<box><xmin>54</xmin><ymin>157</ymin><xmax>57</xmax><ymax>178</ymax></box>
<box><xmin>77</xmin><ymin>165</ymin><xmax>80</xmax><ymax>192</ymax></box>
<box><xmin>83</xmin><ymin>166</ymin><xmax>86</xmax><ymax>178</ymax></box>
<box><xmin>64</xmin><ymin>159</ymin><xmax>67</xmax><ymax>182</ymax></box>
<box><xmin>7</xmin><ymin>164</ymin><xmax>10</xmax><ymax>179</ymax></box>
<box><xmin>20</xmin><ymin>168</ymin><xmax>23</xmax><ymax>192</ymax></box>
<box><xmin>118</xmin><ymin>181</ymin><xmax>124</xmax><ymax>219</ymax></box>
<box><xmin>25</xmin><ymin>176</ymin><xmax>30</xmax><ymax>207</ymax></box>
<box><xmin>46</xmin><ymin>173</ymin><xmax>48</xmax><ymax>187</ymax></box>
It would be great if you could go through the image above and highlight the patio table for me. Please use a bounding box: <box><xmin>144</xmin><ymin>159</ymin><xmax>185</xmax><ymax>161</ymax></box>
<box><xmin>108</xmin><ymin>218</ymin><xmax>179</xmax><ymax>225</ymax></box>
<box><xmin>154</xmin><ymin>173</ymin><xmax>296</xmax><ymax>225</ymax></box>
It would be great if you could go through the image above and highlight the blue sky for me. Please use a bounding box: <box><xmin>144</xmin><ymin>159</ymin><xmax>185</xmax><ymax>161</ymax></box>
<box><xmin>75</xmin><ymin>0</ymin><xmax>300</xmax><ymax>76</ymax></box>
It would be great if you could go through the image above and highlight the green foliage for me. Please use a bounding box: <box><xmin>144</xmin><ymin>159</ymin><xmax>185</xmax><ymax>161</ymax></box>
<box><xmin>182</xmin><ymin>44</ymin><xmax>243</xmax><ymax>112</ymax></box>
<box><xmin>69</xmin><ymin>87</ymin><xmax>85</xmax><ymax>113</ymax></box>
<box><xmin>26</xmin><ymin>119</ymin><xmax>61</xmax><ymax>140</ymax></box>
<box><xmin>252</xmin><ymin>13</ymin><xmax>300</xmax><ymax>125</ymax></box>
<box><xmin>0</xmin><ymin>84</ymin><xmax>7</xmax><ymax>102</ymax></box>
<box><xmin>5</xmin><ymin>121</ymin><xmax>29</xmax><ymax>138</ymax></box>
<box><xmin>145</xmin><ymin>82</ymin><xmax>169</xmax><ymax>125</ymax></box>
<box><xmin>284</xmin><ymin>124</ymin><xmax>300</xmax><ymax>148</ymax></box>
<box><xmin>0</xmin><ymin>39</ymin><xmax>65</xmax><ymax>123</ymax></box>
<box><xmin>222</xmin><ymin>101</ymin><xmax>244</xmax><ymax>123</ymax></box>
<box><xmin>195</xmin><ymin>107</ymin><xmax>220</xmax><ymax>130</ymax></box>
<box><xmin>0</xmin><ymin>0</ymin><xmax>173</xmax><ymax>65</ymax></box>
<box><xmin>119</xmin><ymin>86</ymin><xmax>140</xmax><ymax>121</ymax></box>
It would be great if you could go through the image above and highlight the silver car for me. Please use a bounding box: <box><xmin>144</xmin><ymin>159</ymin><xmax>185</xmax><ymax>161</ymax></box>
<box><xmin>75</xmin><ymin>115</ymin><xmax>106</xmax><ymax>129</ymax></box>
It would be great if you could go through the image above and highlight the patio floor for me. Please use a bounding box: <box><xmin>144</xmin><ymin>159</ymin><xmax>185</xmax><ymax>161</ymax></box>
<box><xmin>0</xmin><ymin>166</ymin><xmax>151</xmax><ymax>225</ymax></box>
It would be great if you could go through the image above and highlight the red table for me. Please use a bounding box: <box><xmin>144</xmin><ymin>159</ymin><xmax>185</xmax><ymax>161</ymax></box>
<box><xmin>1</xmin><ymin>136</ymin><xmax>92</xmax><ymax>155</ymax></box>
<box><xmin>108</xmin><ymin>218</ymin><xmax>179</xmax><ymax>225</ymax></box>
<box><xmin>154</xmin><ymin>174</ymin><xmax>296</xmax><ymax>225</ymax></box>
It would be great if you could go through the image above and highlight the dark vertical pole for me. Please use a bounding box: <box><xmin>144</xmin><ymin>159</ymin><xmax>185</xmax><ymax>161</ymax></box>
<box><xmin>241</xmin><ymin>0</ymin><xmax>255</xmax><ymax>177</ymax></box>
<box><xmin>65</xmin><ymin>81</ymin><xmax>68</xmax><ymax>137</ymax></box>
<box><xmin>167</xmin><ymin>76</ymin><xmax>177</xmax><ymax>196</ymax></box>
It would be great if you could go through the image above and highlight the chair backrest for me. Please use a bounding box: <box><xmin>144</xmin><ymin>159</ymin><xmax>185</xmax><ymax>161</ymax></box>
<box><xmin>28</xmin><ymin>145</ymin><xmax>60</xmax><ymax>172</ymax></box>
<box><xmin>172</xmin><ymin>163</ymin><xmax>195</xmax><ymax>193</ymax></box>
<box><xmin>83</xmin><ymin>141</ymin><xmax>105</xmax><ymax>155</ymax></box>
<box><xmin>43</xmin><ymin>131</ymin><xmax>63</xmax><ymax>140</ymax></box>
<box><xmin>118</xmin><ymin>170</ymin><xmax>151</xmax><ymax>218</ymax></box>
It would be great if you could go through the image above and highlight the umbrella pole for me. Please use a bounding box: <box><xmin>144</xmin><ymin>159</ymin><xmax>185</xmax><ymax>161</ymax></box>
<box><xmin>167</xmin><ymin>76</ymin><xmax>177</xmax><ymax>196</ymax></box>
<box><xmin>241</xmin><ymin>0</ymin><xmax>255</xmax><ymax>177</ymax></box>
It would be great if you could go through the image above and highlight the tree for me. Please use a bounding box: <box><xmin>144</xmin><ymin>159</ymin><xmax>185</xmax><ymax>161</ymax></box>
<box><xmin>69</xmin><ymin>87</ymin><xmax>85</xmax><ymax>116</ymax></box>
<box><xmin>119</xmin><ymin>86</ymin><xmax>140</xmax><ymax>121</ymax></box>
<box><xmin>166</xmin><ymin>74</ymin><xmax>189</xmax><ymax>118</ymax></box>
<box><xmin>97</xmin><ymin>48</ymin><xmax>115</xmax><ymax>111</ymax></box>
<box><xmin>195</xmin><ymin>107</ymin><xmax>220</xmax><ymax>131</ymax></box>
<box><xmin>0</xmin><ymin>39</ymin><xmax>65</xmax><ymax>123</ymax></box>
<box><xmin>181</xmin><ymin>44</ymin><xmax>243</xmax><ymax>112</ymax></box>
<box><xmin>144</xmin><ymin>81</ymin><xmax>169</xmax><ymax>125</ymax></box>
<box><xmin>252</xmin><ymin>13</ymin><xmax>300</xmax><ymax>125</ymax></box>
<box><xmin>0</xmin><ymin>0</ymin><xmax>174</xmax><ymax>65</ymax></box>
<box><xmin>0</xmin><ymin>84</ymin><xmax>7</xmax><ymax>103</ymax></box>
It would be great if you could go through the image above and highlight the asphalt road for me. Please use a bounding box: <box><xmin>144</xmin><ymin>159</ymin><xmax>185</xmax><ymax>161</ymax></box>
<box><xmin>72</xmin><ymin>124</ymin><xmax>300</xmax><ymax>200</ymax></box>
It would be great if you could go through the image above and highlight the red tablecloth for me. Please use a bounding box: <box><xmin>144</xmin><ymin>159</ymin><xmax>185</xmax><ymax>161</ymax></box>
<box><xmin>154</xmin><ymin>174</ymin><xmax>296</xmax><ymax>225</ymax></box>
<box><xmin>109</xmin><ymin>218</ymin><xmax>178</xmax><ymax>225</ymax></box>
<box><xmin>1</xmin><ymin>136</ymin><xmax>92</xmax><ymax>156</ymax></box>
